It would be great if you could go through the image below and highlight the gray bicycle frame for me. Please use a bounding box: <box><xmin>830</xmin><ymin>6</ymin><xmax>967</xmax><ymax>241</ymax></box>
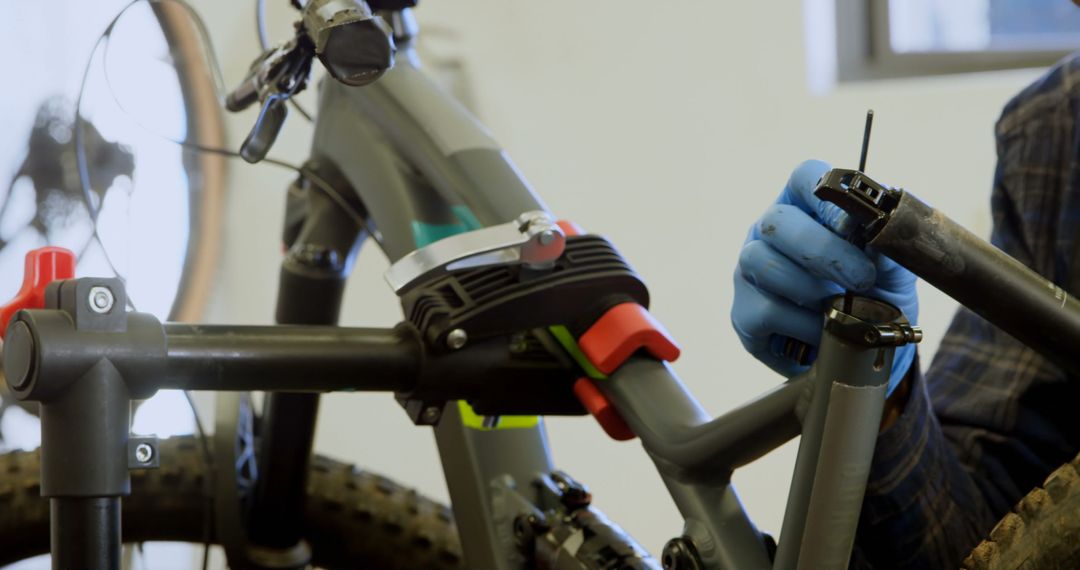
<box><xmin>307</xmin><ymin>43</ymin><xmax>894</xmax><ymax>569</ymax></box>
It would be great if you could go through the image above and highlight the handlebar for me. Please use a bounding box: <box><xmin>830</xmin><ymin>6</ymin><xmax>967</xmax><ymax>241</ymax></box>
<box><xmin>225</xmin><ymin>0</ymin><xmax>396</xmax><ymax>162</ymax></box>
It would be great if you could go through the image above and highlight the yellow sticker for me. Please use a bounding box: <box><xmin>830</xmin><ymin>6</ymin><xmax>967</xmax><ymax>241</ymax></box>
<box><xmin>458</xmin><ymin>401</ymin><xmax>539</xmax><ymax>430</ymax></box>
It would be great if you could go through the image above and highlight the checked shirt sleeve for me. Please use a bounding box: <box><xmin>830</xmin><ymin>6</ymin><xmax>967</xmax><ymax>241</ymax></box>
<box><xmin>850</xmin><ymin>52</ymin><xmax>1080</xmax><ymax>569</ymax></box>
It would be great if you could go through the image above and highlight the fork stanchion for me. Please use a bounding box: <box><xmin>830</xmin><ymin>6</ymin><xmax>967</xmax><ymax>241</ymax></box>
<box><xmin>239</xmin><ymin>180</ymin><xmax>368</xmax><ymax>557</ymax></box>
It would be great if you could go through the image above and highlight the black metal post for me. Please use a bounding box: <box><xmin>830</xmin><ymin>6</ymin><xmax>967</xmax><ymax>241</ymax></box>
<box><xmin>162</xmin><ymin>324</ymin><xmax>420</xmax><ymax>391</ymax></box>
<box><xmin>3</xmin><ymin>278</ymin><xmax>153</xmax><ymax>570</ymax></box>
<box><xmin>50</xmin><ymin>498</ymin><xmax>121</xmax><ymax>570</ymax></box>
<box><xmin>2</xmin><ymin>276</ymin><xmax>584</xmax><ymax>566</ymax></box>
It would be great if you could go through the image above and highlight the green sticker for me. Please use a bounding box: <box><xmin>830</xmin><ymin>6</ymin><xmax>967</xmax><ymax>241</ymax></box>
<box><xmin>411</xmin><ymin>205</ymin><xmax>483</xmax><ymax>248</ymax></box>
<box><xmin>548</xmin><ymin>325</ymin><xmax>607</xmax><ymax>380</ymax></box>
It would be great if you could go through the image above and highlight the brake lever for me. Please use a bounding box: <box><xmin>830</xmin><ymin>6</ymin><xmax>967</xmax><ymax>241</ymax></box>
<box><xmin>225</xmin><ymin>74</ymin><xmax>260</xmax><ymax>113</ymax></box>
<box><xmin>226</xmin><ymin>37</ymin><xmax>314</xmax><ymax>162</ymax></box>
<box><xmin>239</xmin><ymin>95</ymin><xmax>289</xmax><ymax>163</ymax></box>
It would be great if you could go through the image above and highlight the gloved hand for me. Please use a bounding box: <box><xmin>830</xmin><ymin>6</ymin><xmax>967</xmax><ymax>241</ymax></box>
<box><xmin>731</xmin><ymin>159</ymin><xmax>918</xmax><ymax>395</ymax></box>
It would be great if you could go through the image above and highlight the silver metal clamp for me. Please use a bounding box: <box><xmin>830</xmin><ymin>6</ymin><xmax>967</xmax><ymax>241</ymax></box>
<box><xmin>384</xmin><ymin>211</ymin><xmax>566</xmax><ymax>294</ymax></box>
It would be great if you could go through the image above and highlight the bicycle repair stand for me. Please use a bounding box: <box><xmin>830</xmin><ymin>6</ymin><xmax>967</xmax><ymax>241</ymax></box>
<box><xmin>2</xmin><ymin>234</ymin><xmax>921</xmax><ymax>569</ymax></box>
<box><xmin>3</xmin><ymin>266</ymin><xmax>162</xmax><ymax>569</ymax></box>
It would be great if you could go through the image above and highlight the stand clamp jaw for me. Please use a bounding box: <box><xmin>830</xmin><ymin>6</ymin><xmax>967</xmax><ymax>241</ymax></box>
<box><xmin>389</xmin><ymin>212</ymin><xmax>649</xmax><ymax>423</ymax></box>
<box><xmin>386</xmin><ymin>213</ymin><xmax>682</xmax><ymax>441</ymax></box>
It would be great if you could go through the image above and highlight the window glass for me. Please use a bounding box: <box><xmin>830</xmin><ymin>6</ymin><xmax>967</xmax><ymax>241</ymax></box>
<box><xmin>889</xmin><ymin>0</ymin><xmax>1080</xmax><ymax>53</ymax></box>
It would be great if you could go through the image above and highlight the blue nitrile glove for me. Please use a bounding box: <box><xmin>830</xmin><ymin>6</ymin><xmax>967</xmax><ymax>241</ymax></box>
<box><xmin>731</xmin><ymin>159</ymin><xmax>918</xmax><ymax>395</ymax></box>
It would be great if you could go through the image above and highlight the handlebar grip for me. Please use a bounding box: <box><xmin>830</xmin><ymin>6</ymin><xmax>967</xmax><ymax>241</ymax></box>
<box><xmin>239</xmin><ymin>96</ymin><xmax>288</xmax><ymax>163</ymax></box>
<box><xmin>302</xmin><ymin>0</ymin><xmax>394</xmax><ymax>86</ymax></box>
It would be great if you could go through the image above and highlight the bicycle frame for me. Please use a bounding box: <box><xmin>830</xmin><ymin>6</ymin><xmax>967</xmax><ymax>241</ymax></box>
<box><xmin>286</xmin><ymin>48</ymin><xmax>902</xmax><ymax>569</ymax></box>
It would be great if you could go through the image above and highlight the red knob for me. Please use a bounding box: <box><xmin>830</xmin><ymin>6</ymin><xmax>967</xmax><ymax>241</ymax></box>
<box><xmin>0</xmin><ymin>247</ymin><xmax>76</xmax><ymax>338</ymax></box>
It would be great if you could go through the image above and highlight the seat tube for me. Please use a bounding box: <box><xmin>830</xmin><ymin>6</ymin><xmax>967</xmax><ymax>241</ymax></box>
<box><xmin>246</xmin><ymin>170</ymin><xmax>366</xmax><ymax>550</ymax></box>
<box><xmin>774</xmin><ymin>295</ymin><xmax>917</xmax><ymax>570</ymax></box>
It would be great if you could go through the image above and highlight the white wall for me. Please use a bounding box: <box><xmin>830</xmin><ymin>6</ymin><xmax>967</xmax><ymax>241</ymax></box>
<box><xmin>193</xmin><ymin>0</ymin><xmax>1042</xmax><ymax>555</ymax></box>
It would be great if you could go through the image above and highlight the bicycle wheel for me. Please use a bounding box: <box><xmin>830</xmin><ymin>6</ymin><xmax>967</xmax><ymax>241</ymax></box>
<box><xmin>0</xmin><ymin>436</ymin><xmax>464</xmax><ymax>569</ymax></box>
<box><xmin>0</xmin><ymin>1</ymin><xmax>224</xmax><ymax>435</ymax></box>
<box><xmin>0</xmin><ymin>2</ymin><xmax>224</xmax><ymax>322</ymax></box>
<box><xmin>962</xmin><ymin>450</ymin><xmax>1080</xmax><ymax>569</ymax></box>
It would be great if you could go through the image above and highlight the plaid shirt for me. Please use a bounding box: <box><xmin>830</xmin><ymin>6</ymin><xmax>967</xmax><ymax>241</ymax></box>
<box><xmin>850</xmin><ymin>54</ymin><xmax>1080</xmax><ymax>569</ymax></box>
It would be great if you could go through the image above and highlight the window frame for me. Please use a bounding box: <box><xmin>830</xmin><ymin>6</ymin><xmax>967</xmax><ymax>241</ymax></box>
<box><xmin>836</xmin><ymin>0</ymin><xmax>1077</xmax><ymax>82</ymax></box>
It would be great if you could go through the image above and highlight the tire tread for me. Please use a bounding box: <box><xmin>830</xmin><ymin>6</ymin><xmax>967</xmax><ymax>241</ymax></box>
<box><xmin>0</xmin><ymin>436</ymin><xmax>463</xmax><ymax>569</ymax></box>
<box><xmin>962</xmin><ymin>454</ymin><xmax>1080</xmax><ymax>570</ymax></box>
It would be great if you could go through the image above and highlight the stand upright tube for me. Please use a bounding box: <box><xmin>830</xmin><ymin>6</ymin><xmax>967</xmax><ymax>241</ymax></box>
<box><xmin>51</xmin><ymin>498</ymin><xmax>121</xmax><ymax>570</ymax></box>
<box><xmin>3</xmin><ymin>279</ymin><xmax>142</xmax><ymax>570</ymax></box>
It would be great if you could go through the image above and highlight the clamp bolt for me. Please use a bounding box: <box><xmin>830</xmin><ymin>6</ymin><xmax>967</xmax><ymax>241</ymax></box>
<box><xmin>538</xmin><ymin>229</ymin><xmax>557</xmax><ymax>246</ymax></box>
<box><xmin>88</xmin><ymin>286</ymin><xmax>115</xmax><ymax>314</ymax></box>
<box><xmin>134</xmin><ymin>443</ymin><xmax>154</xmax><ymax>464</ymax></box>
<box><xmin>508</xmin><ymin>333</ymin><xmax>529</xmax><ymax>354</ymax></box>
<box><xmin>661</xmin><ymin>537</ymin><xmax>703</xmax><ymax>570</ymax></box>
<box><xmin>421</xmin><ymin>406</ymin><xmax>442</xmax><ymax>424</ymax></box>
<box><xmin>446</xmin><ymin>328</ymin><xmax>468</xmax><ymax>350</ymax></box>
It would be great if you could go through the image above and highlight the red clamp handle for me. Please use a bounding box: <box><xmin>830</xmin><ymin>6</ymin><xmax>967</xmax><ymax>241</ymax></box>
<box><xmin>579</xmin><ymin>303</ymin><xmax>681</xmax><ymax>375</ymax></box>
<box><xmin>0</xmin><ymin>247</ymin><xmax>76</xmax><ymax>338</ymax></box>
<box><xmin>557</xmin><ymin>221</ymin><xmax>681</xmax><ymax>441</ymax></box>
<box><xmin>573</xmin><ymin>378</ymin><xmax>635</xmax><ymax>441</ymax></box>
<box><xmin>574</xmin><ymin>302</ymin><xmax>681</xmax><ymax>441</ymax></box>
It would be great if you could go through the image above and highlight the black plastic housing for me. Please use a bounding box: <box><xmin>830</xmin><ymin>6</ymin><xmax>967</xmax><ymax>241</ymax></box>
<box><xmin>401</xmin><ymin>234</ymin><xmax>650</xmax><ymax>349</ymax></box>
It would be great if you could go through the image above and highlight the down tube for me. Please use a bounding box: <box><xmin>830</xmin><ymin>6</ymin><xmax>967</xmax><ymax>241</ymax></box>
<box><xmin>328</xmin><ymin>49</ymin><xmax>551</xmax><ymax>234</ymax></box>
<box><xmin>313</xmin><ymin>49</ymin><xmax>560</xmax><ymax>567</ymax></box>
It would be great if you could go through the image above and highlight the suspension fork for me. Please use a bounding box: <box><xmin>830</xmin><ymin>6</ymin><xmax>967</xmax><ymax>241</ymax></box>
<box><xmin>245</xmin><ymin>164</ymin><xmax>367</xmax><ymax>552</ymax></box>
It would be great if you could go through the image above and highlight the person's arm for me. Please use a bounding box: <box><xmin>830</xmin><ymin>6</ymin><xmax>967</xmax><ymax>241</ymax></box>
<box><xmin>736</xmin><ymin>59</ymin><xmax>1080</xmax><ymax>564</ymax></box>
<box><xmin>849</xmin><ymin>358</ymin><xmax>997</xmax><ymax>569</ymax></box>
<box><xmin>878</xmin><ymin>363</ymin><xmax>913</xmax><ymax>431</ymax></box>
<box><xmin>851</xmin><ymin>55</ymin><xmax>1080</xmax><ymax>568</ymax></box>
